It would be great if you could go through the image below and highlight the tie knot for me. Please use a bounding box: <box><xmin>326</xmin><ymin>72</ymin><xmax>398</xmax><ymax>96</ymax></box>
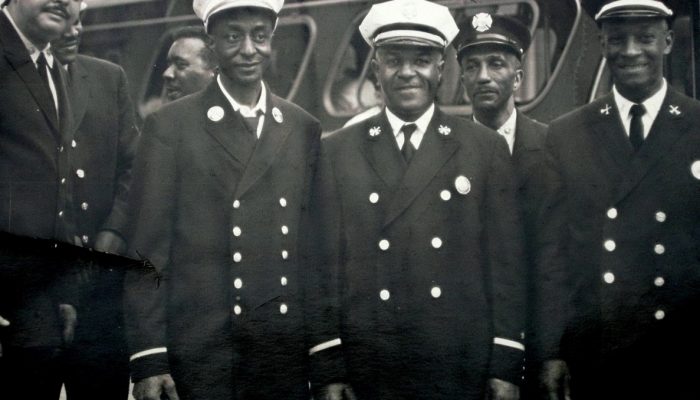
<box><xmin>401</xmin><ymin>123</ymin><xmax>417</xmax><ymax>139</ymax></box>
<box><xmin>630</xmin><ymin>104</ymin><xmax>646</xmax><ymax>117</ymax></box>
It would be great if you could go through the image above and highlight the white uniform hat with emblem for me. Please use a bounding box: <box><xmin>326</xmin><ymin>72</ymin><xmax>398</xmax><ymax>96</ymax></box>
<box><xmin>595</xmin><ymin>0</ymin><xmax>673</xmax><ymax>22</ymax></box>
<box><xmin>359</xmin><ymin>0</ymin><xmax>459</xmax><ymax>49</ymax></box>
<box><xmin>193</xmin><ymin>0</ymin><xmax>284</xmax><ymax>30</ymax></box>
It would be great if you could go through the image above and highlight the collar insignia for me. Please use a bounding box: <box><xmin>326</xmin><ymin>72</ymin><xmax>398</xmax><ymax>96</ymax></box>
<box><xmin>600</xmin><ymin>104</ymin><xmax>611</xmax><ymax>115</ymax></box>
<box><xmin>272</xmin><ymin>107</ymin><xmax>283</xmax><ymax>123</ymax></box>
<box><xmin>669</xmin><ymin>105</ymin><xmax>681</xmax><ymax>116</ymax></box>
<box><xmin>438</xmin><ymin>125</ymin><xmax>451</xmax><ymax>136</ymax></box>
<box><xmin>369</xmin><ymin>126</ymin><xmax>381</xmax><ymax>137</ymax></box>
<box><xmin>207</xmin><ymin>106</ymin><xmax>225</xmax><ymax>122</ymax></box>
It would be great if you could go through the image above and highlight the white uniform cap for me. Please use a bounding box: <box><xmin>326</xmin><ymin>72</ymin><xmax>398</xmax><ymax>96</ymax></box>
<box><xmin>595</xmin><ymin>0</ymin><xmax>673</xmax><ymax>21</ymax></box>
<box><xmin>359</xmin><ymin>0</ymin><xmax>459</xmax><ymax>49</ymax></box>
<box><xmin>193</xmin><ymin>0</ymin><xmax>284</xmax><ymax>29</ymax></box>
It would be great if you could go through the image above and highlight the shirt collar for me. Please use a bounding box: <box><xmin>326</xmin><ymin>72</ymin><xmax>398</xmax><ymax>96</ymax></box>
<box><xmin>474</xmin><ymin>108</ymin><xmax>517</xmax><ymax>136</ymax></box>
<box><xmin>2</xmin><ymin>7</ymin><xmax>54</xmax><ymax>67</ymax></box>
<box><xmin>217</xmin><ymin>75</ymin><xmax>266</xmax><ymax>117</ymax></box>
<box><xmin>386</xmin><ymin>103</ymin><xmax>435</xmax><ymax>136</ymax></box>
<box><xmin>613</xmin><ymin>78</ymin><xmax>667</xmax><ymax>121</ymax></box>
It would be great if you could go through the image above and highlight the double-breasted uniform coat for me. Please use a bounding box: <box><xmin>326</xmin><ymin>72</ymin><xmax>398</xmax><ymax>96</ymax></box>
<box><xmin>309</xmin><ymin>108</ymin><xmax>527</xmax><ymax>400</ymax></box>
<box><xmin>543</xmin><ymin>88</ymin><xmax>700</xmax><ymax>399</ymax></box>
<box><xmin>124</xmin><ymin>81</ymin><xmax>321</xmax><ymax>400</ymax></box>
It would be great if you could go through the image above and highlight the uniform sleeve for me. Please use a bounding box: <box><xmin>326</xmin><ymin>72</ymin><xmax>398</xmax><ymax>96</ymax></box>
<box><xmin>302</xmin><ymin>139</ymin><xmax>347</xmax><ymax>391</ymax></box>
<box><xmin>529</xmin><ymin>123</ymin><xmax>570</xmax><ymax>362</ymax></box>
<box><xmin>100</xmin><ymin>66</ymin><xmax>139</xmax><ymax>240</ymax></box>
<box><xmin>484</xmin><ymin>138</ymin><xmax>527</xmax><ymax>384</ymax></box>
<box><xmin>122</xmin><ymin>112</ymin><xmax>177</xmax><ymax>381</ymax></box>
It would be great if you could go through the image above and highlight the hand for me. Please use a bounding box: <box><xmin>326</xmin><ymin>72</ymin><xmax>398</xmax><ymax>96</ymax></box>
<box><xmin>539</xmin><ymin>359</ymin><xmax>570</xmax><ymax>400</ymax></box>
<box><xmin>94</xmin><ymin>230</ymin><xmax>127</xmax><ymax>254</ymax></box>
<box><xmin>133</xmin><ymin>374</ymin><xmax>179</xmax><ymax>400</ymax></box>
<box><xmin>58</xmin><ymin>304</ymin><xmax>77</xmax><ymax>346</ymax></box>
<box><xmin>0</xmin><ymin>314</ymin><xmax>9</xmax><ymax>358</ymax></box>
<box><xmin>316</xmin><ymin>383</ymin><xmax>357</xmax><ymax>400</ymax></box>
<box><xmin>486</xmin><ymin>378</ymin><xmax>519</xmax><ymax>400</ymax></box>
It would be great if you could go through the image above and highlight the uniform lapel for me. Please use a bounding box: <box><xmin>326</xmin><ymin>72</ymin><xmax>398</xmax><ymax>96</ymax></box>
<box><xmin>0</xmin><ymin>13</ymin><xmax>59</xmax><ymax>133</ymax></box>
<box><xmin>383</xmin><ymin>109</ymin><xmax>460</xmax><ymax>228</ymax></box>
<box><xmin>202</xmin><ymin>82</ymin><xmax>251</xmax><ymax>169</ymax></box>
<box><xmin>360</xmin><ymin>110</ymin><xmax>406</xmax><ymax>188</ymax></box>
<box><xmin>590</xmin><ymin>94</ymin><xmax>634</xmax><ymax>171</ymax></box>
<box><xmin>512</xmin><ymin>111</ymin><xmax>542</xmax><ymax>161</ymax></box>
<box><xmin>233</xmin><ymin>91</ymin><xmax>292</xmax><ymax>199</ymax></box>
<box><xmin>613</xmin><ymin>89</ymin><xmax>689</xmax><ymax>203</ymax></box>
<box><xmin>68</xmin><ymin>58</ymin><xmax>89</xmax><ymax>130</ymax></box>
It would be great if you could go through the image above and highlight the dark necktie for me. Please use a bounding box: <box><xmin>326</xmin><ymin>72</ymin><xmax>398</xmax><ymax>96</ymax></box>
<box><xmin>629</xmin><ymin>104</ymin><xmax>646</xmax><ymax>151</ymax></box>
<box><xmin>36</xmin><ymin>53</ymin><xmax>60</xmax><ymax>119</ymax></box>
<box><xmin>401</xmin><ymin>123</ymin><xmax>417</xmax><ymax>164</ymax></box>
<box><xmin>241</xmin><ymin>110</ymin><xmax>262</xmax><ymax>138</ymax></box>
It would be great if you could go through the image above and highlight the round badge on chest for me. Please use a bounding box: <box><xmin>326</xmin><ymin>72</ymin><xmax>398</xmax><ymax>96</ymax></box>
<box><xmin>454</xmin><ymin>175</ymin><xmax>471</xmax><ymax>195</ymax></box>
<box><xmin>691</xmin><ymin>160</ymin><xmax>700</xmax><ymax>180</ymax></box>
<box><xmin>207</xmin><ymin>106</ymin><xmax>225</xmax><ymax>122</ymax></box>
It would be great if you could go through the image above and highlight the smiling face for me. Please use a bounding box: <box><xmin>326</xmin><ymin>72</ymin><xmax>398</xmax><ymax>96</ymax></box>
<box><xmin>8</xmin><ymin>0</ymin><xmax>82</xmax><ymax>47</ymax></box>
<box><xmin>372</xmin><ymin>45</ymin><xmax>444</xmax><ymax>122</ymax></box>
<box><xmin>600</xmin><ymin>18</ymin><xmax>673</xmax><ymax>102</ymax></box>
<box><xmin>208</xmin><ymin>7</ymin><xmax>274</xmax><ymax>88</ymax></box>
<box><xmin>460</xmin><ymin>45</ymin><xmax>522</xmax><ymax>116</ymax></box>
<box><xmin>51</xmin><ymin>11</ymin><xmax>83</xmax><ymax>65</ymax></box>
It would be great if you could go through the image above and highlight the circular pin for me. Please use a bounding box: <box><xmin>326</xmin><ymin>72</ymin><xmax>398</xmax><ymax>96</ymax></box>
<box><xmin>431</xmin><ymin>237</ymin><xmax>443</xmax><ymax>249</ymax></box>
<box><xmin>603</xmin><ymin>272</ymin><xmax>615</xmax><ymax>284</ymax></box>
<box><xmin>379</xmin><ymin>289</ymin><xmax>390</xmax><ymax>301</ymax></box>
<box><xmin>454</xmin><ymin>176</ymin><xmax>471</xmax><ymax>195</ymax></box>
<box><xmin>691</xmin><ymin>160</ymin><xmax>700</xmax><ymax>180</ymax></box>
<box><xmin>430</xmin><ymin>286</ymin><xmax>442</xmax><ymax>299</ymax></box>
<box><xmin>655</xmin><ymin>211</ymin><xmax>667</xmax><ymax>223</ymax></box>
<box><xmin>76</xmin><ymin>169</ymin><xmax>85</xmax><ymax>178</ymax></box>
<box><xmin>207</xmin><ymin>106</ymin><xmax>225</xmax><ymax>122</ymax></box>
<box><xmin>654</xmin><ymin>277</ymin><xmax>665</xmax><ymax>287</ymax></box>
<box><xmin>440</xmin><ymin>190</ymin><xmax>451</xmax><ymax>201</ymax></box>
<box><xmin>654</xmin><ymin>309</ymin><xmax>665</xmax><ymax>320</ymax></box>
<box><xmin>272</xmin><ymin>107</ymin><xmax>283</xmax><ymax>123</ymax></box>
<box><xmin>604</xmin><ymin>239</ymin><xmax>616</xmax><ymax>252</ymax></box>
<box><xmin>607</xmin><ymin>208</ymin><xmax>618</xmax><ymax>219</ymax></box>
<box><xmin>378</xmin><ymin>239</ymin><xmax>390</xmax><ymax>251</ymax></box>
<box><xmin>369</xmin><ymin>192</ymin><xmax>379</xmax><ymax>204</ymax></box>
<box><xmin>654</xmin><ymin>244</ymin><xmax>665</xmax><ymax>255</ymax></box>
<box><xmin>232</xmin><ymin>226</ymin><xmax>242</xmax><ymax>237</ymax></box>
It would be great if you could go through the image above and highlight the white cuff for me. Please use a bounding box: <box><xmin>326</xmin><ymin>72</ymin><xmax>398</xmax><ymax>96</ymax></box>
<box><xmin>130</xmin><ymin>347</ymin><xmax>168</xmax><ymax>361</ymax></box>
<box><xmin>308</xmin><ymin>338</ymin><xmax>342</xmax><ymax>355</ymax></box>
<box><xmin>493</xmin><ymin>337</ymin><xmax>525</xmax><ymax>351</ymax></box>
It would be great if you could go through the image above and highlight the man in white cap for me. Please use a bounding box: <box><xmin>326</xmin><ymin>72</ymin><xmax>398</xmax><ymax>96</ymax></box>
<box><xmin>308</xmin><ymin>0</ymin><xmax>526</xmax><ymax>399</ymax></box>
<box><xmin>539</xmin><ymin>1</ymin><xmax>700</xmax><ymax>398</ymax></box>
<box><xmin>122</xmin><ymin>0</ymin><xmax>324</xmax><ymax>399</ymax></box>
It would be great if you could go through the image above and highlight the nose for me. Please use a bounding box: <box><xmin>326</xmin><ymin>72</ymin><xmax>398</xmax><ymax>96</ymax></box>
<box><xmin>621</xmin><ymin>37</ymin><xmax>643</xmax><ymax>57</ymax></box>
<box><xmin>240</xmin><ymin>35</ymin><xmax>256</xmax><ymax>57</ymax></box>
<box><xmin>476</xmin><ymin>62</ymin><xmax>491</xmax><ymax>83</ymax></box>
<box><xmin>397</xmin><ymin>60</ymin><xmax>416</xmax><ymax>79</ymax></box>
<box><xmin>163</xmin><ymin>65</ymin><xmax>175</xmax><ymax>80</ymax></box>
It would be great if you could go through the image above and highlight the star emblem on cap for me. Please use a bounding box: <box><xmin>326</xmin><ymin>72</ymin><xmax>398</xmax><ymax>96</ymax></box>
<box><xmin>369</xmin><ymin>126</ymin><xmax>382</xmax><ymax>137</ymax></box>
<box><xmin>401</xmin><ymin>0</ymin><xmax>418</xmax><ymax>19</ymax></box>
<box><xmin>669</xmin><ymin>105</ymin><xmax>681</xmax><ymax>115</ymax></box>
<box><xmin>438</xmin><ymin>125</ymin><xmax>451</xmax><ymax>136</ymax></box>
<box><xmin>472</xmin><ymin>13</ymin><xmax>493</xmax><ymax>33</ymax></box>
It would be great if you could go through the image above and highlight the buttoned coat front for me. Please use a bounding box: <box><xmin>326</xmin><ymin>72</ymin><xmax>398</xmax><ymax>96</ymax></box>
<box><xmin>544</xmin><ymin>89</ymin><xmax>700</xmax><ymax>399</ymax></box>
<box><xmin>309</xmin><ymin>108</ymin><xmax>526</xmax><ymax>400</ymax></box>
<box><xmin>123</xmin><ymin>81</ymin><xmax>321</xmax><ymax>400</ymax></box>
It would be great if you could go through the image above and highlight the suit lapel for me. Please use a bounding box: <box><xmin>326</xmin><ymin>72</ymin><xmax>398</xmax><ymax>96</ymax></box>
<box><xmin>360</xmin><ymin>111</ymin><xmax>406</xmax><ymax>189</ymax></box>
<box><xmin>233</xmin><ymin>92</ymin><xmax>292</xmax><ymax>199</ymax></box>
<box><xmin>613</xmin><ymin>89</ymin><xmax>689</xmax><ymax>203</ymax></box>
<box><xmin>0</xmin><ymin>13</ymin><xmax>59</xmax><ymax>133</ymax></box>
<box><xmin>590</xmin><ymin>94</ymin><xmax>635</xmax><ymax>171</ymax></box>
<box><xmin>68</xmin><ymin>59</ymin><xmax>89</xmax><ymax>130</ymax></box>
<box><xmin>202</xmin><ymin>82</ymin><xmax>252</xmax><ymax>169</ymax></box>
<box><xmin>383</xmin><ymin>109</ymin><xmax>460</xmax><ymax>228</ymax></box>
<box><xmin>512</xmin><ymin>111</ymin><xmax>542</xmax><ymax>161</ymax></box>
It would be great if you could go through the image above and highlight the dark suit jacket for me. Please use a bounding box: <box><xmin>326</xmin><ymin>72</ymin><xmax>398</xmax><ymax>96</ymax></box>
<box><xmin>66</xmin><ymin>54</ymin><xmax>138</xmax><ymax>247</ymax></box>
<box><xmin>0</xmin><ymin>12</ymin><xmax>78</xmax><ymax>349</ymax></box>
<box><xmin>309</xmin><ymin>108</ymin><xmax>526</xmax><ymax>399</ymax></box>
<box><xmin>123</xmin><ymin>81</ymin><xmax>321</xmax><ymax>400</ymax></box>
<box><xmin>543</xmin><ymin>88</ymin><xmax>700</xmax><ymax>398</ymax></box>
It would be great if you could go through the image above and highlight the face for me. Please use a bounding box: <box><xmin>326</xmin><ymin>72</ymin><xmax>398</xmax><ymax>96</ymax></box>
<box><xmin>51</xmin><ymin>12</ymin><xmax>83</xmax><ymax>65</ymax></box>
<box><xmin>8</xmin><ymin>0</ymin><xmax>82</xmax><ymax>46</ymax></box>
<box><xmin>208</xmin><ymin>8</ymin><xmax>274</xmax><ymax>87</ymax></box>
<box><xmin>460</xmin><ymin>46</ymin><xmax>522</xmax><ymax>114</ymax></box>
<box><xmin>372</xmin><ymin>45</ymin><xmax>444</xmax><ymax>121</ymax></box>
<box><xmin>600</xmin><ymin>18</ymin><xmax>673</xmax><ymax>102</ymax></box>
<box><xmin>163</xmin><ymin>37</ymin><xmax>216</xmax><ymax>102</ymax></box>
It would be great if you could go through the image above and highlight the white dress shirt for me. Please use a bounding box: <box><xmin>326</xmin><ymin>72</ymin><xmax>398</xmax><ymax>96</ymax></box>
<box><xmin>613</xmin><ymin>79</ymin><xmax>667</xmax><ymax>139</ymax></box>
<box><xmin>217</xmin><ymin>75</ymin><xmax>267</xmax><ymax>138</ymax></box>
<box><xmin>386</xmin><ymin>103</ymin><xmax>435</xmax><ymax>151</ymax></box>
<box><xmin>474</xmin><ymin>109</ymin><xmax>517</xmax><ymax>155</ymax></box>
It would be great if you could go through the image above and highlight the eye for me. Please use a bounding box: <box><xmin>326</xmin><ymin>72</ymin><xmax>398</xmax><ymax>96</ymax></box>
<box><xmin>175</xmin><ymin>61</ymin><xmax>189</xmax><ymax>70</ymax></box>
<box><xmin>415</xmin><ymin>57</ymin><xmax>431</xmax><ymax>66</ymax></box>
<box><xmin>639</xmin><ymin>34</ymin><xmax>656</xmax><ymax>44</ymax></box>
<box><xmin>225</xmin><ymin>32</ymin><xmax>242</xmax><ymax>43</ymax></box>
<box><xmin>252</xmin><ymin>31</ymin><xmax>270</xmax><ymax>43</ymax></box>
<box><xmin>490</xmin><ymin>60</ymin><xmax>505</xmax><ymax>68</ymax></box>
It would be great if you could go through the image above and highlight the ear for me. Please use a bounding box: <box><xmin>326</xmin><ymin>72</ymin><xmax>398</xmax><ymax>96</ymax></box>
<box><xmin>663</xmin><ymin>29</ymin><xmax>674</xmax><ymax>55</ymax></box>
<box><xmin>513</xmin><ymin>67</ymin><xmax>524</xmax><ymax>92</ymax></box>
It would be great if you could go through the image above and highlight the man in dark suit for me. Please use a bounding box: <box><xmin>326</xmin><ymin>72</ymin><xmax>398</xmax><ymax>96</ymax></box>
<box><xmin>540</xmin><ymin>1</ymin><xmax>700</xmax><ymax>398</ymax></box>
<box><xmin>123</xmin><ymin>0</ymin><xmax>325</xmax><ymax>399</ymax></box>
<box><xmin>454</xmin><ymin>15</ymin><xmax>569</xmax><ymax>398</ymax></box>
<box><xmin>308</xmin><ymin>1</ymin><xmax>526</xmax><ymax>399</ymax></box>
<box><xmin>49</xmin><ymin>3</ymin><xmax>139</xmax><ymax>398</ymax></box>
<box><xmin>0</xmin><ymin>0</ymin><xmax>83</xmax><ymax>397</ymax></box>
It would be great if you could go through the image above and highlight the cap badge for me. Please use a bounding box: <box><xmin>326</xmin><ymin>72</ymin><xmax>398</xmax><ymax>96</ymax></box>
<box><xmin>438</xmin><ymin>125</ymin><xmax>451</xmax><ymax>136</ymax></box>
<box><xmin>600</xmin><ymin>104</ymin><xmax>611</xmax><ymax>115</ymax></box>
<box><xmin>669</xmin><ymin>105</ymin><xmax>681</xmax><ymax>116</ymax></box>
<box><xmin>454</xmin><ymin>175</ymin><xmax>471</xmax><ymax>195</ymax></box>
<box><xmin>472</xmin><ymin>13</ymin><xmax>493</xmax><ymax>33</ymax></box>
<box><xmin>691</xmin><ymin>160</ymin><xmax>700</xmax><ymax>180</ymax></box>
<box><xmin>207</xmin><ymin>106</ymin><xmax>225</xmax><ymax>122</ymax></box>
<box><xmin>401</xmin><ymin>0</ymin><xmax>418</xmax><ymax>19</ymax></box>
<box><xmin>272</xmin><ymin>107</ymin><xmax>283</xmax><ymax>123</ymax></box>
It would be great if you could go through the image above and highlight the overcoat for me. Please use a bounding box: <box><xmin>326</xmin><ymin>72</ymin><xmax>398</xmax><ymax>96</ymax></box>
<box><xmin>124</xmin><ymin>81</ymin><xmax>321</xmax><ymax>400</ymax></box>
